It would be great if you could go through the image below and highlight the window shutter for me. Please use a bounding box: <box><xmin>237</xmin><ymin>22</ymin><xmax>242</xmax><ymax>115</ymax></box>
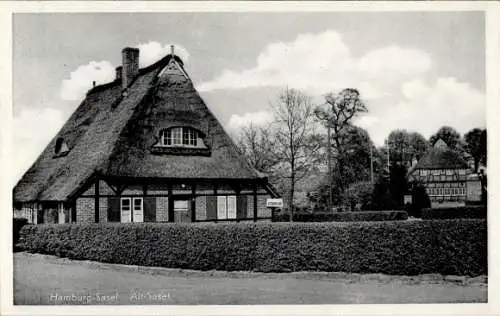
<box><xmin>237</xmin><ymin>195</ymin><xmax>247</xmax><ymax>219</ymax></box>
<box><xmin>108</xmin><ymin>197</ymin><xmax>120</xmax><ymax>222</ymax></box>
<box><xmin>206</xmin><ymin>196</ymin><xmax>217</xmax><ymax>220</ymax></box>
<box><xmin>144</xmin><ymin>197</ymin><xmax>156</xmax><ymax>222</ymax></box>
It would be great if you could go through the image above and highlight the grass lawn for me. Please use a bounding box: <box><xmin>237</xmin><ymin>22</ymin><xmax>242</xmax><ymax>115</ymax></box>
<box><xmin>14</xmin><ymin>252</ymin><xmax>487</xmax><ymax>305</ymax></box>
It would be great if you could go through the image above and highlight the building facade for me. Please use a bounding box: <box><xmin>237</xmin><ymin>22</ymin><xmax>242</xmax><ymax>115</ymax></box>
<box><xmin>14</xmin><ymin>46</ymin><xmax>278</xmax><ymax>224</ymax></box>
<box><xmin>408</xmin><ymin>139</ymin><xmax>480</xmax><ymax>207</ymax></box>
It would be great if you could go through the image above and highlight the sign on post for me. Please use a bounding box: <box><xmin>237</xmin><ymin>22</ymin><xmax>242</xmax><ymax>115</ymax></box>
<box><xmin>266</xmin><ymin>198</ymin><xmax>283</xmax><ymax>208</ymax></box>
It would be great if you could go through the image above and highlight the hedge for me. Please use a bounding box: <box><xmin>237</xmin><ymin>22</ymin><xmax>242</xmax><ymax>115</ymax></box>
<box><xmin>422</xmin><ymin>206</ymin><xmax>486</xmax><ymax>220</ymax></box>
<box><xmin>19</xmin><ymin>219</ymin><xmax>486</xmax><ymax>276</ymax></box>
<box><xmin>274</xmin><ymin>210</ymin><xmax>408</xmax><ymax>222</ymax></box>
<box><xmin>13</xmin><ymin>218</ymin><xmax>29</xmax><ymax>251</ymax></box>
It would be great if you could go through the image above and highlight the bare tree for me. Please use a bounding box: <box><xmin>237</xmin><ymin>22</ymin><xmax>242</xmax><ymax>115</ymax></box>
<box><xmin>236</xmin><ymin>123</ymin><xmax>279</xmax><ymax>175</ymax></box>
<box><xmin>272</xmin><ymin>88</ymin><xmax>320</xmax><ymax>221</ymax></box>
<box><xmin>314</xmin><ymin>88</ymin><xmax>368</xmax><ymax>206</ymax></box>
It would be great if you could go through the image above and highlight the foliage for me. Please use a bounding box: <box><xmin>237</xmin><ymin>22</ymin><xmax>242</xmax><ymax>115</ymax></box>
<box><xmin>19</xmin><ymin>219</ymin><xmax>487</xmax><ymax>276</ymax></box>
<box><xmin>422</xmin><ymin>206</ymin><xmax>486</xmax><ymax>220</ymax></box>
<box><xmin>314</xmin><ymin>88</ymin><xmax>368</xmax><ymax>197</ymax></box>
<box><xmin>369</xmin><ymin>165</ymin><xmax>407</xmax><ymax>211</ymax></box>
<box><xmin>388</xmin><ymin>163</ymin><xmax>409</xmax><ymax>208</ymax></box>
<box><xmin>343</xmin><ymin>181</ymin><xmax>374</xmax><ymax>211</ymax></box>
<box><xmin>274</xmin><ymin>210</ymin><xmax>408</xmax><ymax>222</ymax></box>
<box><xmin>464</xmin><ymin>128</ymin><xmax>487</xmax><ymax>172</ymax></box>
<box><xmin>308</xmin><ymin>126</ymin><xmax>373</xmax><ymax>212</ymax></box>
<box><xmin>388</xmin><ymin>130</ymin><xmax>430</xmax><ymax>165</ymax></box>
<box><xmin>13</xmin><ymin>218</ymin><xmax>29</xmax><ymax>251</ymax></box>
<box><xmin>407</xmin><ymin>182</ymin><xmax>432</xmax><ymax>218</ymax></box>
<box><xmin>429</xmin><ymin>126</ymin><xmax>462</xmax><ymax>149</ymax></box>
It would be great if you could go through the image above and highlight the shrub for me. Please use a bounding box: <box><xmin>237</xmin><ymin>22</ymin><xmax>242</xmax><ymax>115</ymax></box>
<box><xmin>408</xmin><ymin>184</ymin><xmax>432</xmax><ymax>218</ymax></box>
<box><xmin>13</xmin><ymin>218</ymin><xmax>29</xmax><ymax>251</ymax></box>
<box><xmin>18</xmin><ymin>219</ymin><xmax>486</xmax><ymax>276</ymax></box>
<box><xmin>422</xmin><ymin>206</ymin><xmax>486</xmax><ymax>220</ymax></box>
<box><xmin>274</xmin><ymin>210</ymin><xmax>408</xmax><ymax>222</ymax></box>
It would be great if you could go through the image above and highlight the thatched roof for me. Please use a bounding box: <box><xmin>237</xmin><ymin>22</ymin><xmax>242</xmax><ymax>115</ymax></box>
<box><xmin>14</xmin><ymin>52</ymin><xmax>265</xmax><ymax>202</ymax></box>
<box><xmin>411</xmin><ymin>139</ymin><xmax>468</xmax><ymax>170</ymax></box>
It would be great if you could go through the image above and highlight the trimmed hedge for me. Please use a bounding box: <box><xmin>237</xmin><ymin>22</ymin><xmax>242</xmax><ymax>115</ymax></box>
<box><xmin>19</xmin><ymin>219</ymin><xmax>486</xmax><ymax>276</ymax></box>
<box><xmin>422</xmin><ymin>206</ymin><xmax>486</xmax><ymax>220</ymax></box>
<box><xmin>13</xmin><ymin>218</ymin><xmax>29</xmax><ymax>250</ymax></box>
<box><xmin>275</xmin><ymin>210</ymin><xmax>408</xmax><ymax>222</ymax></box>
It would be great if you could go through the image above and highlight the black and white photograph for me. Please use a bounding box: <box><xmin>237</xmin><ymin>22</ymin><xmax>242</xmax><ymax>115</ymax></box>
<box><xmin>2</xmin><ymin>2</ymin><xmax>499</xmax><ymax>315</ymax></box>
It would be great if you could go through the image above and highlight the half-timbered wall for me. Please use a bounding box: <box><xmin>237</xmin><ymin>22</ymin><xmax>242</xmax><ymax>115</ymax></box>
<box><xmin>412</xmin><ymin>168</ymin><xmax>469</xmax><ymax>203</ymax></box>
<box><xmin>54</xmin><ymin>175</ymin><xmax>278</xmax><ymax>224</ymax></box>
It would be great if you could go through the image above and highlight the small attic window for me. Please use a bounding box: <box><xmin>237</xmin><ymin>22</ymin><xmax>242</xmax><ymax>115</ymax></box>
<box><xmin>151</xmin><ymin>126</ymin><xmax>211</xmax><ymax>156</ymax></box>
<box><xmin>54</xmin><ymin>138</ymin><xmax>69</xmax><ymax>157</ymax></box>
<box><xmin>160</xmin><ymin>127</ymin><xmax>199</xmax><ymax>147</ymax></box>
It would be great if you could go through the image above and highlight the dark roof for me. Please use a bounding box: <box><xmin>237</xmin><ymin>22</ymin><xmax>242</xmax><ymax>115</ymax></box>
<box><xmin>14</xmin><ymin>53</ymin><xmax>263</xmax><ymax>202</ymax></box>
<box><xmin>411</xmin><ymin>139</ymin><xmax>468</xmax><ymax>170</ymax></box>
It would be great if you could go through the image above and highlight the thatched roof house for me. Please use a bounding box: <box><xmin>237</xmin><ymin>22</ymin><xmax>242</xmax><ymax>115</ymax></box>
<box><xmin>14</xmin><ymin>46</ymin><xmax>278</xmax><ymax>224</ymax></box>
<box><xmin>408</xmin><ymin>139</ymin><xmax>475</xmax><ymax>205</ymax></box>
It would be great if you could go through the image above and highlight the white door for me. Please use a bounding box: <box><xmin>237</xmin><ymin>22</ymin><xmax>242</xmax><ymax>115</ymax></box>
<box><xmin>133</xmin><ymin>198</ymin><xmax>144</xmax><ymax>223</ymax></box>
<box><xmin>121</xmin><ymin>198</ymin><xmax>132</xmax><ymax>223</ymax></box>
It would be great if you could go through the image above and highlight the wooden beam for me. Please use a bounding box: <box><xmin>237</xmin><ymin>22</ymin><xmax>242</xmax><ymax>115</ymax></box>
<box><xmin>235</xmin><ymin>185</ymin><xmax>241</xmax><ymax>223</ymax></box>
<box><xmin>94</xmin><ymin>177</ymin><xmax>100</xmax><ymax>223</ymax></box>
<box><xmin>191</xmin><ymin>184</ymin><xmax>196</xmax><ymax>222</ymax></box>
<box><xmin>167</xmin><ymin>183</ymin><xmax>173</xmax><ymax>222</ymax></box>
<box><xmin>253</xmin><ymin>182</ymin><xmax>258</xmax><ymax>222</ymax></box>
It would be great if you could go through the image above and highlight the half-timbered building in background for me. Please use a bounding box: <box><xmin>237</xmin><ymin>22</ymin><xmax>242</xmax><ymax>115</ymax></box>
<box><xmin>408</xmin><ymin>139</ymin><xmax>481</xmax><ymax>207</ymax></box>
<box><xmin>14</xmin><ymin>46</ymin><xmax>278</xmax><ymax>224</ymax></box>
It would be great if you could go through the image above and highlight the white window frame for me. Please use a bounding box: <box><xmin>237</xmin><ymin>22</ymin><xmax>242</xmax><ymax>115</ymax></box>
<box><xmin>120</xmin><ymin>198</ymin><xmax>132</xmax><ymax>223</ymax></box>
<box><xmin>217</xmin><ymin>195</ymin><xmax>237</xmax><ymax>220</ymax></box>
<box><xmin>160</xmin><ymin>127</ymin><xmax>199</xmax><ymax>147</ymax></box>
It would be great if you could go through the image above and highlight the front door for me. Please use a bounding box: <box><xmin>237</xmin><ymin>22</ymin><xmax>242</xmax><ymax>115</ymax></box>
<box><xmin>173</xmin><ymin>199</ymin><xmax>191</xmax><ymax>223</ymax></box>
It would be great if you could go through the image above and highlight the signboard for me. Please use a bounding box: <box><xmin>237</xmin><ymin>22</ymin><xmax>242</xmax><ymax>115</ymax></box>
<box><xmin>404</xmin><ymin>195</ymin><xmax>412</xmax><ymax>205</ymax></box>
<box><xmin>266</xmin><ymin>198</ymin><xmax>283</xmax><ymax>208</ymax></box>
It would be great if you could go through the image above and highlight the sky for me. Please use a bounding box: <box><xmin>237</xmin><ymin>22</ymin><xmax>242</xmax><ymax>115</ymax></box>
<box><xmin>13</xmin><ymin>12</ymin><xmax>485</xmax><ymax>182</ymax></box>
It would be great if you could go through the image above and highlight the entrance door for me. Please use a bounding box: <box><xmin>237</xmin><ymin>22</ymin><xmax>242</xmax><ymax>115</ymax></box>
<box><xmin>173</xmin><ymin>199</ymin><xmax>191</xmax><ymax>223</ymax></box>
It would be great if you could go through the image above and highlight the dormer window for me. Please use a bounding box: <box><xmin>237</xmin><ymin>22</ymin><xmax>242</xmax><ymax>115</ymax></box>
<box><xmin>160</xmin><ymin>127</ymin><xmax>199</xmax><ymax>147</ymax></box>
<box><xmin>54</xmin><ymin>138</ymin><xmax>69</xmax><ymax>157</ymax></box>
<box><xmin>151</xmin><ymin>126</ymin><xmax>211</xmax><ymax>156</ymax></box>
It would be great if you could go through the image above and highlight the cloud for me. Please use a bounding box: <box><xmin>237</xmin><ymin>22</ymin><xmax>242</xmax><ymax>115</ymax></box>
<box><xmin>136</xmin><ymin>41</ymin><xmax>190</xmax><ymax>67</ymax></box>
<box><xmin>365</xmin><ymin>77</ymin><xmax>485</xmax><ymax>145</ymax></box>
<box><xmin>60</xmin><ymin>41</ymin><xmax>190</xmax><ymax>101</ymax></box>
<box><xmin>197</xmin><ymin>30</ymin><xmax>432</xmax><ymax>100</ymax></box>
<box><xmin>198</xmin><ymin>29</ymin><xmax>484</xmax><ymax>146</ymax></box>
<box><xmin>227</xmin><ymin>111</ymin><xmax>274</xmax><ymax>133</ymax></box>
<box><xmin>13</xmin><ymin>107</ymin><xmax>67</xmax><ymax>183</ymax></box>
<box><xmin>60</xmin><ymin>61</ymin><xmax>115</xmax><ymax>101</ymax></box>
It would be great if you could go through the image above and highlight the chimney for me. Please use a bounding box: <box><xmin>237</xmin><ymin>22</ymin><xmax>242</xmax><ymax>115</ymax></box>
<box><xmin>115</xmin><ymin>66</ymin><xmax>122</xmax><ymax>80</ymax></box>
<box><xmin>121</xmin><ymin>47</ymin><xmax>140</xmax><ymax>89</ymax></box>
<box><xmin>92</xmin><ymin>81</ymin><xmax>96</xmax><ymax>88</ymax></box>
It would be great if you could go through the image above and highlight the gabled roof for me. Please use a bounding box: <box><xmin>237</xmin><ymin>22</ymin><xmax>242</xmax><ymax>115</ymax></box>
<box><xmin>14</xmin><ymin>53</ymin><xmax>263</xmax><ymax>202</ymax></box>
<box><xmin>411</xmin><ymin>139</ymin><xmax>468</xmax><ymax>170</ymax></box>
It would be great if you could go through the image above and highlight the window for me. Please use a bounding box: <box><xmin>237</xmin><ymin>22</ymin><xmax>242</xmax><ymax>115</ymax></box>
<box><xmin>217</xmin><ymin>196</ymin><xmax>237</xmax><ymax>220</ymax></box>
<box><xmin>54</xmin><ymin>138</ymin><xmax>69</xmax><ymax>156</ymax></box>
<box><xmin>160</xmin><ymin>127</ymin><xmax>198</xmax><ymax>147</ymax></box>
<box><xmin>120</xmin><ymin>197</ymin><xmax>143</xmax><ymax>223</ymax></box>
